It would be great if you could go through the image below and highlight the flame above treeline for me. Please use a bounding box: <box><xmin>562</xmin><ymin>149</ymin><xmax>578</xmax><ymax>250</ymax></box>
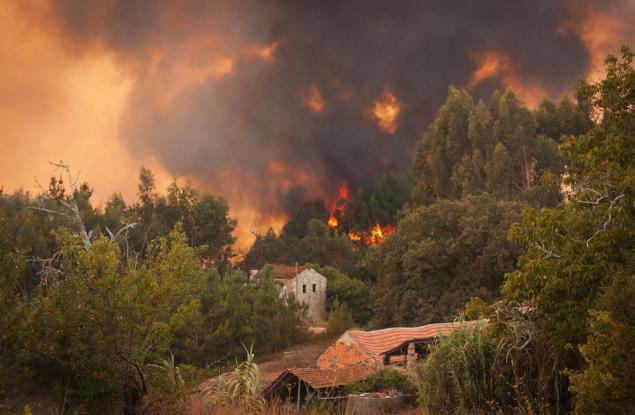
<box><xmin>326</xmin><ymin>182</ymin><xmax>396</xmax><ymax>246</ymax></box>
<box><xmin>4</xmin><ymin>0</ymin><xmax>633</xmax><ymax>248</ymax></box>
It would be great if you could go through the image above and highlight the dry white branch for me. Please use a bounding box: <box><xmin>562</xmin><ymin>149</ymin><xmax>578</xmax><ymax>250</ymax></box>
<box><xmin>31</xmin><ymin>251</ymin><xmax>64</xmax><ymax>287</ymax></box>
<box><xmin>31</xmin><ymin>161</ymin><xmax>92</xmax><ymax>251</ymax></box>
<box><xmin>105</xmin><ymin>222</ymin><xmax>138</xmax><ymax>243</ymax></box>
<box><xmin>534</xmin><ymin>242</ymin><xmax>560</xmax><ymax>259</ymax></box>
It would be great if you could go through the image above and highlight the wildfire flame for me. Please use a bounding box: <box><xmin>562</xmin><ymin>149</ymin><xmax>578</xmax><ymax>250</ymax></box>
<box><xmin>348</xmin><ymin>231</ymin><xmax>362</xmax><ymax>241</ymax></box>
<box><xmin>325</xmin><ymin>183</ymin><xmax>396</xmax><ymax>245</ymax></box>
<box><xmin>366</xmin><ymin>224</ymin><xmax>396</xmax><ymax>246</ymax></box>
<box><xmin>372</xmin><ymin>89</ymin><xmax>401</xmax><ymax>134</ymax></box>
<box><xmin>327</xmin><ymin>182</ymin><xmax>349</xmax><ymax>229</ymax></box>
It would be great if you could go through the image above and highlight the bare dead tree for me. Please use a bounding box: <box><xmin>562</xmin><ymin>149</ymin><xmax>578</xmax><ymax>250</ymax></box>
<box><xmin>29</xmin><ymin>161</ymin><xmax>137</xmax><ymax>253</ymax></box>
<box><xmin>30</xmin><ymin>161</ymin><xmax>93</xmax><ymax>251</ymax></box>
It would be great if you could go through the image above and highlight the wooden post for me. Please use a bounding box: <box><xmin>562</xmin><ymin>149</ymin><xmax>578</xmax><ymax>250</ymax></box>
<box><xmin>297</xmin><ymin>379</ymin><xmax>301</xmax><ymax>412</ymax></box>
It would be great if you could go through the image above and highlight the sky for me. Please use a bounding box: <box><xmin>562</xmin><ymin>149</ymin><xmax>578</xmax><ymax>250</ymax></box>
<box><xmin>1</xmin><ymin>0</ymin><xmax>634</xmax><ymax>249</ymax></box>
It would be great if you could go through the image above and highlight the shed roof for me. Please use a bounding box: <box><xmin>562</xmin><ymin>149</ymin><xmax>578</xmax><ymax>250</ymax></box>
<box><xmin>264</xmin><ymin>363</ymin><xmax>375</xmax><ymax>394</ymax></box>
<box><xmin>347</xmin><ymin>320</ymin><xmax>485</xmax><ymax>364</ymax></box>
<box><xmin>253</xmin><ymin>264</ymin><xmax>306</xmax><ymax>280</ymax></box>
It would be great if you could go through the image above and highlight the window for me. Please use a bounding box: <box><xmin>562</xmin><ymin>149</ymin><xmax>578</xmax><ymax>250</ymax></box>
<box><xmin>312</xmin><ymin>284</ymin><xmax>316</xmax><ymax>292</ymax></box>
<box><xmin>303</xmin><ymin>284</ymin><xmax>306</xmax><ymax>293</ymax></box>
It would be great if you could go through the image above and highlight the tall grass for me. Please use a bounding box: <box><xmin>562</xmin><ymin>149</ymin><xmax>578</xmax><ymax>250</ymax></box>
<box><xmin>414</xmin><ymin>305</ymin><xmax>561</xmax><ymax>414</ymax></box>
<box><xmin>226</xmin><ymin>344</ymin><xmax>265</xmax><ymax>412</ymax></box>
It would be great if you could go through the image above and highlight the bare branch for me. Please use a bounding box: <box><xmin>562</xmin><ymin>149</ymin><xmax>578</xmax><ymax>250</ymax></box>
<box><xmin>111</xmin><ymin>222</ymin><xmax>138</xmax><ymax>241</ymax></box>
<box><xmin>32</xmin><ymin>161</ymin><xmax>92</xmax><ymax>251</ymax></box>
<box><xmin>30</xmin><ymin>251</ymin><xmax>64</xmax><ymax>287</ymax></box>
<box><xmin>534</xmin><ymin>242</ymin><xmax>560</xmax><ymax>259</ymax></box>
<box><xmin>28</xmin><ymin>206</ymin><xmax>74</xmax><ymax>220</ymax></box>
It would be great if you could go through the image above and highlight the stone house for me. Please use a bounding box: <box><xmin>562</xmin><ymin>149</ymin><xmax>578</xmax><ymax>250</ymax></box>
<box><xmin>251</xmin><ymin>264</ymin><xmax>327</xmax><ymax>322</ymax></box>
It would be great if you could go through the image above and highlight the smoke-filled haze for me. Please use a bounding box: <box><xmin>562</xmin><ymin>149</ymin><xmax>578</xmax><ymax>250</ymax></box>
<box><xmin>2</xmin><ymin>0</ymin><xmax>634</xmax><ymax>247</ymax></box>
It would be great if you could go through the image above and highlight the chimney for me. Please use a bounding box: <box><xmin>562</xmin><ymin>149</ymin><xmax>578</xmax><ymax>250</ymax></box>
<box><xmin>295</xmin><ymin>262</ymin><xmax>298</xmax><ymax>276</ymax></box>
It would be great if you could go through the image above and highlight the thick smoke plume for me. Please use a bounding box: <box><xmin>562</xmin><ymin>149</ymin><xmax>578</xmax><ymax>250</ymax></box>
<box><xmin>45</xmin><ymin>0</ymin><xmax>633</xmax><ymax>240</ymax></box>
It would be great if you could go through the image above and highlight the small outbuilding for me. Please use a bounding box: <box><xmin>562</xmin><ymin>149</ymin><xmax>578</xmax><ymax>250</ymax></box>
<box><xmin>262</xmin><ymin>363</ymin><xmax>375</xmax><ymax>408</ymax></box>
<box><xmin>317</xmin><ymin>320</ymin><xmax>486</xmax><ymax>369</ymax></box>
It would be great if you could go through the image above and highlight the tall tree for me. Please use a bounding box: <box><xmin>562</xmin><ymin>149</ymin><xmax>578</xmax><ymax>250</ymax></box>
<box><xmin>370</xmin><ymin>194</ymin><xmax>524</xmax><ymax>327</ymax></box>
<box><xmin>502</xmin><ymin>46</ymin><xmax>635</xmax><ymax>413</ymax></box>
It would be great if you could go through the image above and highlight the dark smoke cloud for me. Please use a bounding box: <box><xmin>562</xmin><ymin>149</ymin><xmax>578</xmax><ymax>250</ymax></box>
<box><xmin>48</xmin><ymin>0</ymin><xmax>604</xmax><ymax>221</ymax></box>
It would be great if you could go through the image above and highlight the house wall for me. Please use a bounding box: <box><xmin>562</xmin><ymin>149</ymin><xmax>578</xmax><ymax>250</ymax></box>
<box><xmin>316</xmin><ymin>332</ymin><xmax>376</xmax><ymax>369</ymax></box>
<box><xmin>293</xmin><ymin>269</ymin><xmax>327</xmax><ymax>322</ymax></box>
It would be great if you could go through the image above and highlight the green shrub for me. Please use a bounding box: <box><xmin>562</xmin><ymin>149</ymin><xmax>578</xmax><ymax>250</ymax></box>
<box><xmin>326</xmin><ymin>299</ymin><xmax>353</xmax><ymax>337</ymax></box>
<box><xmin>347</xmin><ymin>368</ymin><xmax>416</xmax><ymax>400</ymax></box>
<box><xmin>569</xmin><ymin>274</ymin><xmax>635</xmax><ymax>414</ymax></box>
<box><xmin>414</xmin><ymin>325</ymin><xmax>497</xmax><ymax>414</ymax></box>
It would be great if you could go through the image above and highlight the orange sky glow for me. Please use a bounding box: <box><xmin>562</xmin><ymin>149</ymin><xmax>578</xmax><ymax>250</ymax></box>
<box><xmin>1</xmin><ymin>0</ymin><xmax>634</xmax><ymax>250</ymax></box>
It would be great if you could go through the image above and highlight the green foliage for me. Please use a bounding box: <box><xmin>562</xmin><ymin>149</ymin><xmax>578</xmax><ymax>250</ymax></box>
<box><xmin>347</xmin><ymin>368</ymin><xmax>416</xmax><ymax>398</ymax></box>
<box><xmin>326</xmin><ymin>299</ymin><xmax>353</xmax><ymax>337</ymax></box>
<box><xmin>500</xmin><ymin>46</ymin><xmax>635</xmax><ymax>412</ymax></box>
<box><xmin>307</xmin><ymin>264</ymin><xmax>372</xmax><ymax>324</ymax></box>
<box><xmin>370</xmin><ymin>194</ymin><xmax>524</xmax><ymax>326</ymax></box>
<box><xmin>339</xmin><ymin>172</ymin><xmax>415</xmax><ymax>234</ymax></box>
<box><xmin>226</xmin><ymin>344</ymin><xmax>264</xmax><ymax>412</ymax></box>
<box><xmin>412</xmin><ymin>86</ymin><xmax>588</xmax><ymax>205</ymax></box>
<box><xmin>462</xmin><ymin>297</ymin><xmax>491</xmax><ymax>320</ymax></box>
<box><xmin>569</xmin><ymin>274</ymin><xmax>635</xmax><ymax>414</ymax></box>
<box><xmin>281</xmin><ymin>199</ymin><xmax>330</xmax><ymax>240</ymax></box>
<box><xmin>243</xmin><ymin>218</ymin><xmax>360</xmax><ymax>275</ymax></box>
<box><xmin>414</xmin><ymin>325</ymin><xmax>496</xmax><ymax>414</ymax></box>
<box><xmin>0</xmin><ymin>215</ymin><xmax>27</xmax><ymax>382</ymax></box>
<box><xmin>415</xmin><ymin>315</ymin><xmax>557</xmax><ymax>414</ymax></box>
<box><xmin>28</xmin><ymin>227</ymin><xmax>205</xmax><ymax>409</ymax></box>
<box><xmin>174</xmin><ymin>269</ymin><xmax>307</xmax><ymax>367</ymax></box>
<box><xmin>147</xmin><ymin>352</ymin><xmax>185</xmax><ymax>395</ymax></box>
<box><xmin>129</xmin><ymin>175</ymin><xmax>237</xmax><ymax>268</ymax></box>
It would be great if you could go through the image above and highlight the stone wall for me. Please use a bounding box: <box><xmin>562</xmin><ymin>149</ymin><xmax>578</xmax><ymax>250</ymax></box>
<box><xmin>316</xmin><ymin>331</ymin><xmax>375</xmax><ymax>369</ymax></box>
<box><xmin>293</xmin><ymin>268</ymin><xmax>327</xmax><ymax>322</ymax></box>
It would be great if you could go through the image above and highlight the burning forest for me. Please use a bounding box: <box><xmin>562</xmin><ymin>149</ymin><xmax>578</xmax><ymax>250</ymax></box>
<box><xmin>2</xmin><ymin>0</ymin><xmax>634</xmax><ymax>249</ymax></box>
<box><xmin>1</xmin><ymin>1</ymin><xmax>635</xmax><ymax>414</ymax></box>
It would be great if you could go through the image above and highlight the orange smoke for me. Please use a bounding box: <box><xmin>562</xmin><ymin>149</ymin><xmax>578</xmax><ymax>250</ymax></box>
<box><xmin>557</xmin><ymin>5</ymin><xmax>635</xmax><ymax>84</ymax></box>
<box><xmin>372</xmin><ymin>89</ymin><xmax>401</xmax><ymax>134</ymax></box>
<box><xmin>247</xmin><ymin>41</ymin><xmax>278</xmax><ymax>63</ymax></box>
<box><xmin>468</xmin><ymin>50</ymin><xmax>546</xmax><ymax>108</ymax></box>
<box><xmin>302</xmin><ymin>85</ymin><xmax>326</xmax><ymax>114</ymax></box>
<box><xmin>468</xmin><ymin>52</ymin><xmax>511</xmax><ymax>88</ymax></box>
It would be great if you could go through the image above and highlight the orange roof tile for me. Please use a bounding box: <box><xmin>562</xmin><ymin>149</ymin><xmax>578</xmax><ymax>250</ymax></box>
<box><xmin>254</xmin><ymin>264</ymin><xmax>306</xmax><ymax>280</ymax></box>
<box><xmin>348</xmin><ymin>320</ymin><xmax>484</xmax><ymax>364</ymax></box>
<box><xmin>265</xmin><ymin>363</ymin><xmax>375</xmax><ymax>393</ymax></box>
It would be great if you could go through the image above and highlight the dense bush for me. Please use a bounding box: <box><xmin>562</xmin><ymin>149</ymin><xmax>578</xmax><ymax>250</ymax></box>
<box><xmin>174</xmin><ymin>268</ymin><xmax>308</xmax><ymax>366</ymax></box>
<box><xmin>347</xmin><ymin>368</ymin><xmax>416</xmax><ymax>400</ymax></box>
<box><xmin>326</xmin><ymin>299</ymin><xmax>354</xmax><ymax>337</ymax></box>
<box><xmin>415</xmin><ymin>315</ymin><xmax>559</xmax><ymax>414</ymax></box>
<box><xmin>308</xmin><ymin>264</ymin><xmax>372</xmax><ymax>325</ymax></box>
<box><xmin>27</xmin><ymin>228</ymin><xmax>205</xmax><ymax>411</ymax></box>
<box><xmin>370</xmin><ymin>194</ymin><xmax>524</xmax><ymax>327</ymax></box>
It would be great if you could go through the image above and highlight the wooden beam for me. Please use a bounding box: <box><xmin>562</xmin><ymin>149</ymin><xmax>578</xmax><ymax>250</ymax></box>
<box><xmin>297</xmin><ymin>379</ymin><xmax>301</xmax><ymax>412</ymax></box>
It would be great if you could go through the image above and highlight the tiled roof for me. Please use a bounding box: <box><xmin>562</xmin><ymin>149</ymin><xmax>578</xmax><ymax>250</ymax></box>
<box><xmin>348</xmin><ymin>320</ymin><xmax>484</xmax><ymax>363</ymax></box>
<box><xmin>265</xmin><ymin>363</ymin><xmax>375</xmax><ymax>393</ymax></box>
<box><xmin>253</xmin><ymin>264</ymin><xmax>306</xmax><ymax>280</ymax></box>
